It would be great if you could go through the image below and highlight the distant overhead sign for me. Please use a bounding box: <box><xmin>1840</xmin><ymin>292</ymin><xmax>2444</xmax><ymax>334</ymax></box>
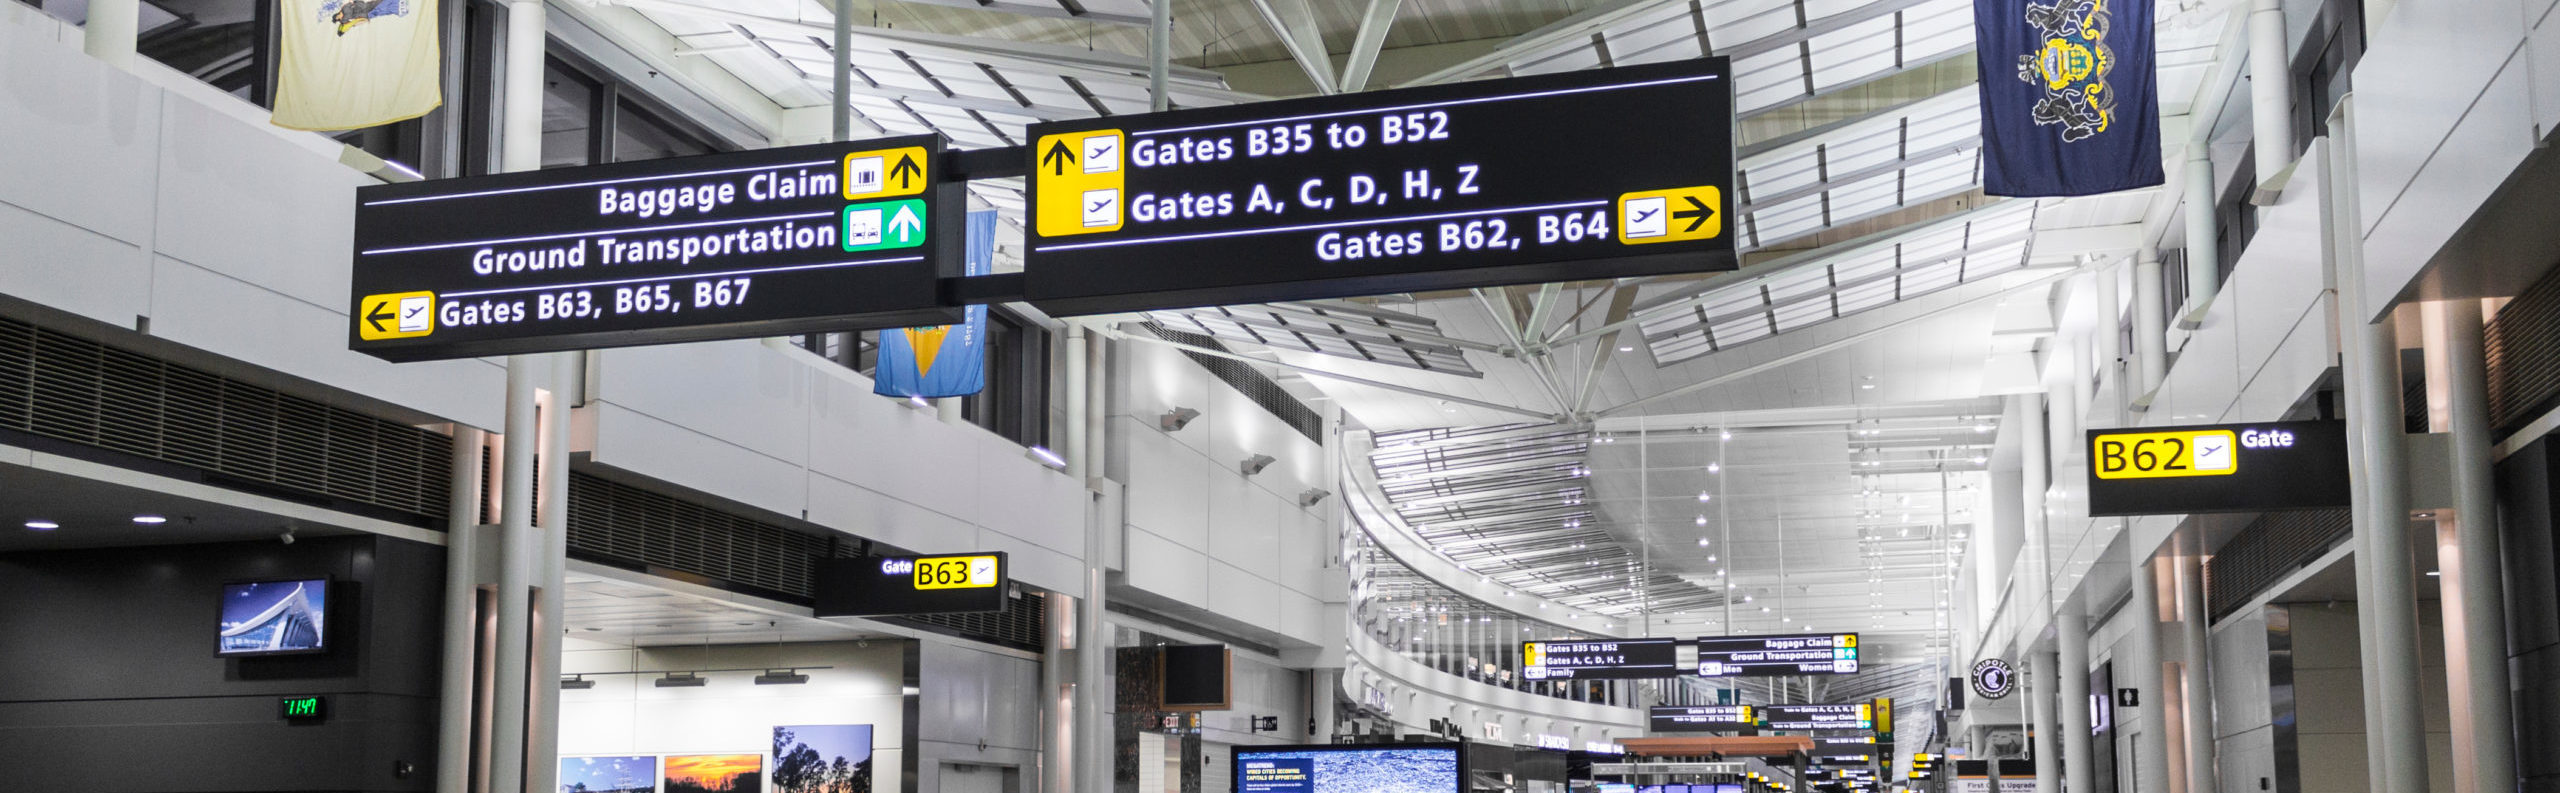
<box><xmin>2084</xmin><ymin>420</ymin><xmax>2350</xmax><ymax>516</ymax></box>
<box><xmin>349</xmin><ymin>135</ymin><xmax>961</xmax><ymax>361</ymax></box>
<box><xmin>1695</xmin><ymin>632</ymin><xmax>1861</xmax><ymax>677</ymax></box>
<box><xmin>1649</xmin><ymin>705</ymin><xmax>1756</xmax><ymax>732</ymax></box>
<box><xmin>813</xmin><ymin>552</ymin><xmax>1008</xmax><ymax>617</ymax></box>
<box><xmin>1020</xmin><ymin>59</ymin><xmax>1737</xmax><ymax>315</ymax></box>
<box><xmin>1760</xmin><ymin>703</ymin><xmax>1875</xmax><ymax>731</ymax></box>
<box><xmin>1522</xmin><ymin>638</ymin><xmax>1682</xmax><ymax>680</ymax></box>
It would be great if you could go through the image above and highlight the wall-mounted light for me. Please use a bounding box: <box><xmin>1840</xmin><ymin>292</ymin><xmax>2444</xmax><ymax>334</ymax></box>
<box><xmin>903</xmin><ymin>395</ymin><xmax>933</xmax><ymax>411</ymax></box>
<box><xmin>655</xmin><ymin>673</ymin><xmax>707</xmax><ymax>688</ymax></box>
<box><xmin>1026</xmin><ymin>446</ymin><xmax>1067</xmax><ymax>469</ymax></box>
<box><xmin>560</xmin><ymin>675</ymin><xmax>596</xmax><ymax>690</ymax></box>
<box><xmin>1160</xmin><ymin>406</ymin><xmax>1201</xmax><ymax>432</ymax></box>
<box><xmin>1299</xmin><ymin>488</ymin><xmax>1332</xmax><ymax>507</ymax></box>
<box><xmin>753</xmin><ymin>669</ymin><xmax>810</xmax><ymax>685</ymax></box>
<box><xmin>1240</xmin><ymin>454</ymin><xmax>1276</xmax><ymax>476</ymax></box>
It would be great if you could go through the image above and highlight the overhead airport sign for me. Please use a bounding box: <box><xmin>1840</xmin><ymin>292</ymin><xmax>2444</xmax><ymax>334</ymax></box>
<box><xmin>812</xmin><ymin>552</ymin><xmax>1008</xmax><ymax>617</ymax></box>
<box><xmin>348</xmin><ymin>135</ymin><xmax>962</xmax><ymax>361</ymax></box>
<box><xmin>1760</xmin><ymin>703</ymin><xmax>1875</xmax><ymax>731</ymax></box>
<box><xmin>2084</xmin><ymin>420</ymin><xmax>2350</xmax><ymax>516</ymax></box>
<box><xmin>1695</xmin><ymin>632</ymin><xmax>1861</xmax><ymax>677</ymax></box>
<box><xmin>1521</xmin><ymin>637</ymin><xmax>1682</xmax><ymax>680</ymax></box>
<box><xmin>1020</xmin><ymin>58</ymin><xmax>1737</xmax><ymax>315</ymax></box>
<box><xmin>1649</xmin><ymin>704</ymin><xmax>1756</xmax><ymax>732</ymax></box>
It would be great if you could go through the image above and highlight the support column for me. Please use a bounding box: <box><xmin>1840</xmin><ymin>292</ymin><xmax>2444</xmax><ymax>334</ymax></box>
<box><xmin>1064</xmin><ymin>325</ymin><xmax>1089</xmax><ymax>478</ymax></box>
<box><xmin>1148</xmin><ymin>0</ymin><xmax>1171</xmax><ymax>113</ymax></box>
<box><xmin>82</xmin><ymin>0</ymin><xmax>139</xmax><ymax>67</ymax></box>
<box><xmin>2246</xmin><ymin>0</ymin><xmax>2294</xmax><ymax>197</ymax></box>
<box><xmin>2127</xmin><ymin>557</ymin><xmax>2172</xmax><ymax>793</ymax></box>
<box><xmin>2442</xmin><ymin>298</ymin><xmax>2518</xmax><ymax>793</ymax></box>
<box><xmin>2174</xmin><ymin>555</ymin><xmax>2215</xmax><ymax>793</ymax></box>
<box><xmin>1087</xmin><ymin>332</ymin><xmax>1108</xmax><ymax>483</ymax></box>
<box><xmin>2132</xmin><ymin>249</ymin><xmax>2169</xmax><ymax>400</ymax></box>
<box><xmin>1311</xmin><ymin>668</ymin><xmax>1339</xmax><ymax>743</ymax></box>
<box><xmin>437</xmin><ymin>427</ymin><xmax>489</xmax><ymax>793</ymax></box>
<box><xmin>490</xmin><ymin>4</ymin><xmax>548</xmax><ymax>790</ymax></box>
<box><xmin>1043</xmin><ymin>592</ymin><xmax>1077</xmax><ymax>793</ymax></box>
<box><xmin>526</xmin><ymin>355</ymin><xmax>574</xmax><ymax>793</ymax></box>
<box><xmin>2341</xmin><ymin>274</ymin><xmax>2427</xmax><ymax>793</ymax></box>
<box><xmin>2017</xmin><ymin>393</ymin><xmax>2051</xmax><ymax>615</ymax></box>
<box><xmin>2030</xmin><ymin>648</ymin><xmax>2061</xmax><ymax>793</ymax></box>
<box><xmin>2058</xmin><ymin>600</ymin><xmax>2095</xmax><ymax>793</ymax></box>
<box><xmin>2092</xmin><ymin>261</ymin><xmax>2125</xmax><ymax>414</ymax></box>
<box><xmin>2180</xmin><ymin>153</ymin><xmax>2220</xmax><ymax>325</ymax></box>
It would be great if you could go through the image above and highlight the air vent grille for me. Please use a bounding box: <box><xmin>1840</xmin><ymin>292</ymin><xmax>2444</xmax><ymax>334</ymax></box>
<box><xmin>0</xmin><ymin>316</ymin><xmax>450</xmax><ymax>521</ymax></box>
<box><xmin>565</xmin><ymin>471</ymin><xmax>1045</xmax><ymax>651</ymax></box>
<box><xmin>1143</xmin><ymin>323</ymin><xmax>1323</xmax><ymax>442</ymax></box>
<box><xmin>2488</xmin><ymin>268</ymin><xmax>2560</xmax><ymax>436</ymax></box>
<box><xmin>2205</xmin><ymin>508</ymin><xmax>2352</xmax><ymax>620</ymax></box>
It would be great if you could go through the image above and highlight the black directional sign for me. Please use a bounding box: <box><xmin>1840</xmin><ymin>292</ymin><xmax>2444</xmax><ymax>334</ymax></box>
<box><xmin>1760</xmin><ymin>703</ymin><xmax>1875</xmax><ymax>731</ymax></box>
<box><xmin>1649</xmin><ymin>705</ymin><xmax>1756</xmax><ymax>732</ymax></box>
<box><xmin>2084</xmin><ymin>420</ymin><xmax>2351</xmax><ymax>516</ymax></box>
<box><xmin>1695</xmin><ymin>632</ymin><xmax>1861</xmax><ymax>677</ymax></box>
<box><xmin>813</xmin><ymin>552</ymin><xmax>1009</xmax><ymax>617</ymax></box>
<box><xmin>1520</xmin><ymin>638</ymin><xmax>1682</xmax><ymax>680</ymax></box>
<box><xmin>348</xmin><ymin>135</ymin><xmax>962</xmax><ymax>362</ymax></box>
<box><xmin>1021</xmin><ymin>58</ymin><xmax>1736</xmax><ymax>315</ymax></box>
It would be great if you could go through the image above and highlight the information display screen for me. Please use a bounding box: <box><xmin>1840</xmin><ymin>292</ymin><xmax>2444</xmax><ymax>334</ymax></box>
<box><xmin>1760</xmin><ymin>703</ymin><xmax>1875</xmax><ymax>731</ymax></box>
<box><xmin>1694</xmin><ymin>632</ymin><xmax>1860</xmax><ymax>677</ymax></box>
<box><xmin>1521</xmin><ymin>638</ymin><xmax>1682</xmax><ymax>680</ymax></box>
<box><xmin>1233</xmin><ymin>743</ymin><xmax>1461</xmax><ymax>793</ymax></box>
<box><xmin>1021</xmin><ymin>59</ymin><xmax>1736</xmax><ymax>315</ymax></box>
<box><xmin>1648</xmin><ymin>705</ymin><xmax>1756</xmax><ymax>732</ymax></box>
<box><xmin>812</xmin><ymin>553</ymin><xmax>1007</xmax><ymax>617</ymax></box>
<box><xmin>219</xmin><ymin>578</ymin><xmax>329</xmax><ymax>657</ymax></box>
<box><xmin>349</xmin><ymin>136</ymin><xmax>961</xmax><ymax>361</ymax></box>
<box><xmin>2084</xmin><ymin>420</ymin><xmax>2351</xmax><ymax>516</ymax></box>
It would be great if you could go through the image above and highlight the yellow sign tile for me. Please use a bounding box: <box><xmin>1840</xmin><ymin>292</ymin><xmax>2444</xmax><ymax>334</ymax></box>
<box><xmin>2092</xmin><ymin>429</ymin><xmax>2240</xmax><ymax>479</ymax></box>
<box><xmin>357</xmin><ymin>291</ymin><xmax>436</xmax><ymax>340</ymax></box>
<box><xmin>1616</xmin><ymin>186</ymin><xmax>1723</xmax><ymax>244</ymax></box>
<box><xmin>842</xmin><ymin>146</ymin><xmax>932</xmax><ymax>200</ymax></box>
<box><xmin>1033</xmin><ymin>129</ymin><xmax>1125</xmax><ymax>238</ymax></box>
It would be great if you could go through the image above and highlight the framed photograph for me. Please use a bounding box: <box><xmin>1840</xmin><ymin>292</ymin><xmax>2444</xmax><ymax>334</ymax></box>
<box><xmin>772</xmin><ymin>725</ymin><xmax>875</xmax><ymax>793</ymax></box>
<box><xmin>561</xmin><ymin>756</ymin><xmax>657</xmax><ymax>793</ymax></box>
<box><xmin>666</xmin><ymin>754</ymin><xmax>763</xmax><ymax>793</ymax></box>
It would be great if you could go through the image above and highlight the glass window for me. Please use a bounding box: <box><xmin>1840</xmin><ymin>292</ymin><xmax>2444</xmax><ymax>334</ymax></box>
<box><xmin>541</xmin><ymin>59</ymin><xmax>596</xmax><ymax>169</ymax></box>
<box><xmin>612</xmin><ymin>100</ymin><xmax>711</xmax><ymax>163</ymax></box>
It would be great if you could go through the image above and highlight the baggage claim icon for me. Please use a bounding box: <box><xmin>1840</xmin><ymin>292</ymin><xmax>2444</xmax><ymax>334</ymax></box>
<box><xmin>1972</xmin><ymin>657</ymin><xmax>2017</xmax><ymax>700</ymax></box>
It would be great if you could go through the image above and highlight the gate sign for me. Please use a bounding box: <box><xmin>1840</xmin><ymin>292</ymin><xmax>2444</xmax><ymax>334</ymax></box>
<box><xmin>1020</xmin><ymin>58</ymin><xmax>1737</xmax><ymax>315</ymax></box>
<box><xmin>348</xmin><ymin>135</ymin><xmax>962</xmax><ymax>361</ymax></box>
<box><xmin>1522</xmin><ymin>637</ymin><xmax>1682</xmax><ymax>680</ymax></box>
<box><xmin>2084</xmin><ymin>420</ymin><xmax>2350</xmax><ymax>516</ymax></box>
<box><xmin>1759</xmin><ymin>703</ymin><xmax>1874</xmax><ymax>731</ymax></box>
<box><xmin>812</xmin><ymin>552</ymin><xmax>1008</xmax><ymax>617</ymax></box>
<box><xmin>1695</xmin><ymin>632</ymin><xmax>1860</xmax><ymax>677</ymax></box>
<box><xmin>1650</xmin><ymin>704</ymin><xmax>1756</xmax><ymax>732</ymax></box>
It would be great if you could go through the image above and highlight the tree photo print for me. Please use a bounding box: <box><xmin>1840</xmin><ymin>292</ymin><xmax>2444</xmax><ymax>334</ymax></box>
<box><xmin>772</xmin><ymin>724</ymin><xmax>876</xmax><ymax>793</ymax></box>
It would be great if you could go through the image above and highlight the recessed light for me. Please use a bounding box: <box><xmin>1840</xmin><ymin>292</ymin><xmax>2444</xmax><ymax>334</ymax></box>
<box><xmin>132</xmin><ymin>515</ymin><xmax>167</xmax><ymax>525</ymax></box>
<box><xmin>24</xmin><ymin>520</ymin><xmax>58</xmax><ymax>530</ymax></box>
<box><xmin>1618</xmin><ymin>345</ymin><xmax>1635</xmax><ymax>352</ymax></box>
<box><xmin>2426</xmin><ymin>571</ymin><xmax>2442</xmax><ymax>577</ymax></box>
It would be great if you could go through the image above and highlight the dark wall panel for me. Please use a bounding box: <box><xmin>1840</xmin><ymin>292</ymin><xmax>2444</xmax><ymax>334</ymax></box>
<box><xmin>2499</xmin><ymin>437</ymin><xmax>2560</xmax><ymax>788</ymax></box>
<box><xmin>0</xmin><ymin>534</ymin><xmax>443</xmax><ymax>792</ymax></box>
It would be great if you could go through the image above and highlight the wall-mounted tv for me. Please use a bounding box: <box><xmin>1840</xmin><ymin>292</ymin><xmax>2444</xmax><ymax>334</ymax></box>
<box><xmin>218</xmin><ymin>578</ymin><xmax>330</xmax><ymax>657</ymax></box>
<box><xmin>1234</xmin><ymin>742</ymin><xmax>1463</xmax><ymax>793</ymax></box>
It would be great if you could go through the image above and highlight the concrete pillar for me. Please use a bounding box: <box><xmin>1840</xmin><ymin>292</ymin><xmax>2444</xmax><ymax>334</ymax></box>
<box><xmin>2441</xmin><ymin>298</ymin><xmax>2518</xmax><ymax>793</ymax></box>
<box><xmin>2058</xmin><ymin>601</ymin><xmax>2095</xmax><ymax>793</ymax></box>
<box><xmin>2181</xmin><ymin>153</ymin><xmax>2220</xmax><ymax>324</ymax></box>
<box><xmin>2174</xmin><ymin>555</ymin><xmax>2215</xmax><ymax>793</ymax></box>
<box><xmin>1312</xmin><ymin>668</ymin><xmax>1339</xmax><ymax>743</ymax></box>
<box><xmin>2343</xmin><ymin>301</ymin><xmax>2428</xmax><ymax>792</ymax></box>
<box><xmin>490</xmin><ymin>5</ymin><xmax>548</xmax><ymax>789</ymax></box>
<box><xmin>82</xmin><ymin>0</ymin><xmax>139</xmax><ymax>68</ymax></box>
<box><xmin>525</xmin><ymin>356</ymin><xmax>574</xmax><ymax>793</ymax></box>
<box><xmin>1087</xmin><ymin>332</ymin><xmax>1109</xmax><ymax>484</ymax></box>
<box><xmin>1064</xmin><ymin>325</ymin><xmax>1088</xmax><ymax>479</ymax></box>
<box><xmin>2030</xmin><ymin>648</ymin><xmax>2061</xmax><ymax>793</ymax></box>
<box><xmin>2092</xmin><ymin>261</ymin><xmax>2126</xmax><ymax>415</ymax></box>
<box><xmin>2246</xmin><ymin>0</ymin><xmax>2294</xmax><ymax>193</ymax></box>
<box><xmin>437</xmin><ymin>427</ymin><xmax>488</xmax><ymax>793</ymax></box>
<box><xmin>2127</xmin><ymin>557</ymin><xmax>2172</xmax><ymax>793</ymax></box>
<box><xmin>2132</xmin><ymin>250</ymin><xmax>2169</xmax><ymax>399</ymax></box>
<box><xmin>1043</xmin><ymin>592</ymin><xmax>1077</xmax><ymax>793</ymax></box>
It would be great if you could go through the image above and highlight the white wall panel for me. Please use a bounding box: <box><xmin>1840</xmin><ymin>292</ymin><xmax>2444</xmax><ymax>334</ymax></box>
<box><xmin>1125</xmin><ymin>527</ymin><xmax>1210</xmax><ymax>605</ymax></box>
<box><xmin>1208</xmin><ymin>476</ymin><xmax>1283</xmax><ymax>580</ymax></box>
<box><xmin>2350</xmin><ymin>0</ymin><xmax>2524</xmax><ymax>238</ymax></box>
<box><xmin>2358</xmin><ymin>69</ymin><xmax>2541</xmax><ymax>319</ymax></box>
<box><xmin>1206</xmin><ymin>559</ymin><xmax>1283</xmax><ymax>627</ymax></box>
<box><xmin>153</xmin><ymin>100</ymin><xmax>364</xmax><ymax>309</ymax></box>
<box><xmin>0</xmin><ymin>204</ymin><xmax>153</xmax><ymax>325</ymax></box>
<box><xmin>2538</xmin><ymin>7</ymin><xmax>2560</xmax><ymax>142</ymax></box>
<box><xmin>0</xmin><ymin>13</ymin><xmax>158</xmax><ymax>250</ymax></box>
<box><xmin>599</xmin><ymin>341</ymin><xmax>816</xmax><ymax>471</ymax></box>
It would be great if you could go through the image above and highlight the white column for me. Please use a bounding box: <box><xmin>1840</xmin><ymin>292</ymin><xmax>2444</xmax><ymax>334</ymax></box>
<box><xmin>2441</xmin><ymin>298</ymin><xmax>2518</xmax><ymax>793</ymax></box>
<box><xmin>2174</xmin><ymin>555</ymin><xmax>2215</xmax><ymax>793</ymax></box>
<box><xmin>1312</xmin><ymin>669</ymin><xmax>1339</xmax><ymax>743</ymax></box>
<box><xmin>2030</xmin><ymin>648</ymin><xmax>2061</xmax><ymax>793</ymax></box>
<box><xmin>2181</xmin><ymin>153</ymin><xmax>2220</xmax><ymax>324</ymax></box>
<box><xmin>1043</xmin><ymin>592</ymin><xmax>1078</xmax><ymax>793</ymax></box>
<box><xmin>490</xmin><ymin>4</ymin><xmax>549</xmax><ymax>790</ymax></box>
<box><xmin>526</xmin><ymin>355</ymin><xmax>574</xmax><ymax>793</ymax></box>
<box><xmin>2127</xmin><ymin>557</ymin><xmax>2172</xmax><ymax>793</ymax></box>
<box><xmin>1087</xmin><ymin>332</ymin><xmax>1109</xmax><ymax>483</ymax></box>
<box><xmin>2092</xmin><ymin>261</ymin><xmax>2125</xmax><ymax>415</ymax></box>
<box><xmin>2057</xmin><ymin>601</ymin><xmax>2095</xmax><ymax>793</ymax></box>
<box><xmin>2342</xmin><ymin>298</ymin><xmax>2428</xmax><ymax>793</ymax></box>
<box><xmin>2246</xmin><ymin>0</ymin><xmax>2294</xmax><ymax>191</ymax></box>
<box><xmin>437</xmin><ymin>427</ymin><xmax>488</xmax><ymax>793</ymax></box>
<box><xmin>2132</xmin><ymin>250</ymin><xmax>2169</xmax><ymax>399</ymax></box>
<box><xmin>1064</xmin><ymin>326</ymin><xmax>1088</xmax><ymax>479</ymax></box>
<box><xmin>2018</xmin><ymin>393</ymin><xmax>2050</xmax><ymax>612</ymax></box>
<box><xmin>1149</xmin><ymin>0</ymin><xmax>1172</xmax><ymax>113</ymax></box>
<box><xmin>82</xmin><ymin>0</ymin><xmax>139</xmax><ymax>68</ymax></box>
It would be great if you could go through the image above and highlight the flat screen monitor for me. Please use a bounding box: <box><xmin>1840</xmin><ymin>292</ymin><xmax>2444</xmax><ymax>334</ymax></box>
<box><xmin>218</xmin><ymin>578</ymin><xmax>330</xmax><ymax>656</ymax></box>
<box><xmin>1234</xmin><ymin>743</ymin><xmax>1462</xmax><ymax>793</ymax></box>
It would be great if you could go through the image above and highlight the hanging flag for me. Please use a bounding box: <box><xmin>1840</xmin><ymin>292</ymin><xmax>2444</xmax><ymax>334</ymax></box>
<box><xmin>875</xmin><ymin>210</ymin><xmax>997</xmax><ymax>399</ymax></box>
<box><xmin>270</xmin><ymin>0</ymin><xmax>442</xmax><ymax>132</ymax></box>
<box><xmin>1972</xmin><ymin>0</ymin><xmax>2165</xmax><ymax>196</ymax></box>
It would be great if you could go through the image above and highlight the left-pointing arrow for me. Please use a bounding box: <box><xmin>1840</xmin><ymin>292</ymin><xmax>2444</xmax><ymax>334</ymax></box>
<box><xmin>366</xmin><ymin>303</ymin><xmax>397</xmax><ymax>333</ymax></box>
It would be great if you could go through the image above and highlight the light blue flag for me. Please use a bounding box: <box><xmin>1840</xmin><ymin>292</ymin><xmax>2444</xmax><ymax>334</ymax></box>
<box><xmin>874</xmin><ymin>210</ymin><xmax>996</xmax><ymax>398</ymax></box>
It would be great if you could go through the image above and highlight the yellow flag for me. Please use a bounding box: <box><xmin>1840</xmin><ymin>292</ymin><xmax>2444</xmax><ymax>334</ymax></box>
<box><xmin>271</xmin><ymin>0</ymin><xmax>442</xmax><ymax>132</ymax></box>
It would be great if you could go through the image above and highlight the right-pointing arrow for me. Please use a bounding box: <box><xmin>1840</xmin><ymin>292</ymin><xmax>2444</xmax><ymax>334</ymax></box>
<box><xmin>1673</xmin><ymin>195</ymin><xmax>1715</xmax><ymax>233</ymax></box>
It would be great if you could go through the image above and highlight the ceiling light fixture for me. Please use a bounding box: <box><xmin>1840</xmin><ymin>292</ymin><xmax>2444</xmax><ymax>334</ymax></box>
<box><xmin>1697</xmin><ymin>537</ymin><xmax>1711</xmax><ymax>547</ymax></box>
<box><xmin>24</xmin><ymin>520</ymin><xmax>58</xmax><ymax>531</ymax></box>
<box><xmin>1707</xmin><ymin>462</ymin><xmax>1721</xmax><ymax>473</ymax></box>
<box><xmin>1697</xmin><ymin>492</ymin><xmax>1712</xmax><ymax>502</ymax></box>
<box><xmin>754</xmin><ymin>670</ymin><xmax>811</xmax><ymax>685</ymax></box>
<box><xmin>655</xmin><ymin>673</ymin><xmax>707</xmax><ymax>688</ymax></box>
<box><xmin>1026</xmin><ymin>446</ymin><xmax>1067</xmax><ymax>469</ymax></box>
<box><xmin>1694</xmin><ymin>515</ymin><xmax>1708</xmax><ymax>526</ymax></box>
<box><xmin>1159</xmin><ymin>406</ymin><xmax>1201</xmax><ymax>432</ymax></box>
<box><xmin>1239</xmin><ymin>454</ymin><xmax>1276</xmax><ymax>476</ymax></box>
<box><xmin>561</xmin><ymin>676</ymin><xmax>596</xmax><ymax>690</ymax></box>
<box><xmin>132</xmin><ymin>515</ymin><xmax>167</xmax><ymax>525</ymax></box>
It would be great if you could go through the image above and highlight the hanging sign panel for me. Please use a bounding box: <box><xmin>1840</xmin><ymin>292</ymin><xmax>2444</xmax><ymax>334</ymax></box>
<box><xmin>1649</xmin><ymin>705</ymin><xmax>1756</xmax><ymax>732</ymax></box>
<box><xmin>1759</xmin><ymin>702</ymin><xmax>1875</xmax><ymax>731</ymax></box>
<box><xmin>2084</xmin><ymin>420</ymin><xmax>2350</xmax><ymax>516</ymax></box>
<box><xmin>1521</xmin><ymin>638</ymin><xmax>1682</xmax><ymax>680</ymax></box>
<box><xmin>1695</xmin><ymin>632</ymin><xmax>1860</xmax><ymax>677</ymax></box>
<box><xmin>812</xmin><ymin>552</ymin><xmax>1008</xmax><ymax>617</ymax></box>
<box><xmin>1020</xmin><ymin>58</ymin><xmax>1737</xmax><ymax>315</ymax></box>
<box><xmin>348</xmin><ymin>135</ymin><xmax>962</xmax><ymax>362</ymax></box>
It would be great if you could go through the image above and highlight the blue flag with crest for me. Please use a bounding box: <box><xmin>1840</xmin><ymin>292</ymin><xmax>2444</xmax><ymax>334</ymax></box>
<box><xmin>1973</xmin><ymin>0</ymin><xmax>2165</xmax><ymax>196</ymax></box>
<box><xmin>874</xmin><ymin>210</ymin><xmax>996</xmax><ymax>399</ymax></box>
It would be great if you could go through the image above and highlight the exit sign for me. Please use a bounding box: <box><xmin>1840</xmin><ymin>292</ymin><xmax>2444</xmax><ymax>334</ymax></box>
<box><xmin>280</xmin><ymin>696</ymin><xmax>327</xmax><ymax>721</ymax></box>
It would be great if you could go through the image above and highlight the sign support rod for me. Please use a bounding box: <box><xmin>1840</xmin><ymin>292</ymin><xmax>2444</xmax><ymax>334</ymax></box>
<box><xmin>833</xmin><ymin>0</ymin><xmax>853</xmax><ymax>143</ymax></box>
<box><xmin>1149</xmin><ymin>0</ymin><xmax>1171</xmax><ymax>112</ymax></box>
